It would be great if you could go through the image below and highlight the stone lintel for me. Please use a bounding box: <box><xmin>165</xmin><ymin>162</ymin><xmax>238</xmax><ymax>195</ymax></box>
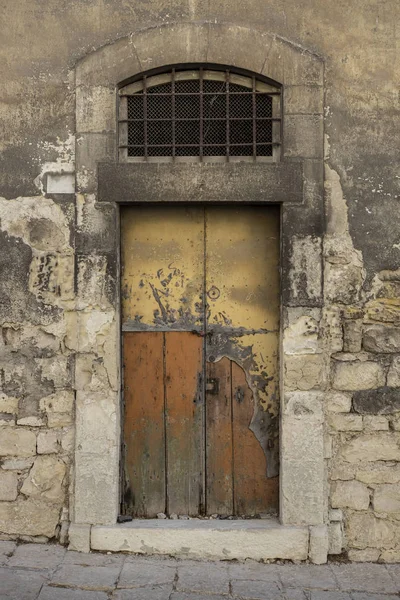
<box><xmin>97</xmin><ymin>162</ymin><xmax>304</xmax><ymax>204</ymax></box>
<box><xmin>91</xmin><ymin>519</ymin><xmax>309</xmax><ymax>561</ymax></box>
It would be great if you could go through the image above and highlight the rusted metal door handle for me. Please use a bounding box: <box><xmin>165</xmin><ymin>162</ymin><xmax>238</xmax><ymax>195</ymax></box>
<box><xmin>206</xmin><ymin>378</ymin><xmax>219</xmax><ymax>394</ymax></box>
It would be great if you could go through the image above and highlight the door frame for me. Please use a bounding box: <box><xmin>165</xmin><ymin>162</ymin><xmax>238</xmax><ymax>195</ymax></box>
<box><xmin>71</xmin><ymin>22</ymin><xmax>326</xmax><ymax>547</ymax></box>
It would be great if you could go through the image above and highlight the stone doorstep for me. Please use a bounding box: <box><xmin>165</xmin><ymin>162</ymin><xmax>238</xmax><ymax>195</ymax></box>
<box><xmin>90</xmin><ymin>519</ymin><xmax>310</xmax><ymax>562</ymax></box>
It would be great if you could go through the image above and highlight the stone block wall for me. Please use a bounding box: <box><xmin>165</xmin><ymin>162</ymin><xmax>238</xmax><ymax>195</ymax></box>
<box><xmin>325</xmin><ymin>250</ymin><xmax>400</xmax><ymax>561</ymax></box>
<box><xmin>0</xmin><ymin>0</ymin><xmax>399</xmax><ymax>561</ymax></box>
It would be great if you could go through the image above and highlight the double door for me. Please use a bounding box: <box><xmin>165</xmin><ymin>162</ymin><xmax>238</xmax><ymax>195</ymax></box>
<box><xmin>121</xmin><ymin>205</ymin><xmax>279</xmax><ymax>517</ymax></box>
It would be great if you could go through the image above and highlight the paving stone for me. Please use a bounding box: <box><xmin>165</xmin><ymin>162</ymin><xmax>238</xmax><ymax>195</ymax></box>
<box><xmin>38</xmin><ymin>587</ymin><xmax>108</xmax><ymax>600</ymax></box>
<box><xmin>278</xmin><ymin>565</ymin><xmax>337</xmax><ymax>590</ymax></box>
<box><xmin>0</xmin><ymin>540</ymin><xmax>16</xmax><ymax>565</ymax></box>
<box><xmin>63</xmin><ymin>550</ymin><xmax>125</xmax><ymax>568</ymax></box>
<box><xmin>176</xmin><ymin>563</ymin><xmax>230</xmax><ymax>594</ymax></box>
<box><xmin>309</xmin><ymin>593</ymin><xmax>351</xmax><ymax>600</ymax></box>
<box><xmin>0</xmin><ymin>567</ymin><xmax>48</xmax><ymax>600</ymax></box>
<box><xmin>118</xmin><ymin>559</ymin><xmax>176</xmax><ymax>588</ymax></box>
<box><xmin>113</xmin><ymin>586</ymin><xmax>173</xmax><ymax>600</ymax></box>
<box><xmin>51</xmin><ymin>562</ymin><xmax>122</xmax><ymax>591</ymax></box>
<box><xmin>228</xmin><ymin>561</ymin><xmax>281</xmax><ymax>582</ymax></box>
<box><xmin>284</xmin><ymin>591</ymin><xmax>308</xmax><ymax>600</ymax></box>
<box><xmin>351</xmin><ymin>595</ymin><xmax>400</xmax><ymax>600</ymax></box>
<box><xmin>231</xmin><ymin>578</ymin><xmax>283</xmax><ymax>599</ymax></box>
<box><xmin>171</xmin><ymin>595</ymin><xmax>228</xmax><ymax>600</ymax></box>
<box><xmin>8</xmin><ymin>542</ymin><xmax>66</xmax><ymax>570</ymax></box>
<box><xmin>386</xmin><ymin>564</ymin><xmax>400</xmax><ymax>591</ymax></box>
<box><xmin>331</xmin><ymin>563</ymin><xmax>397</xmax><ymax>593</ymax></box>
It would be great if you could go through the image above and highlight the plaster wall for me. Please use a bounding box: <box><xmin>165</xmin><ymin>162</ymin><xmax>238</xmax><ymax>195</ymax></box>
<box><xmin>0</xmin><ymin>0</ymin><xmax>399</xmax><ymax>561</ymax></box>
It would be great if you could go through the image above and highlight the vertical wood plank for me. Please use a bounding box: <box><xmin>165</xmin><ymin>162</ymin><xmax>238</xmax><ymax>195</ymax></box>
<box><xmin>165</xmin><ymin>332</ymin><xmax>203</xmax><ymax>516</ymax></box>
<box><xmin>206</xmin><ymin>357</ymin><xmax>233</xmax><ymax>515</ymax></box>
<box><xmin>123</xmin><ymin>331</ymin><xmax>165</xmax><ymax>517</ymax></box>
<box><xmin>232</xmin><ymin>361</ymin><xmax>279</xmax><ymax>515</ymax></box>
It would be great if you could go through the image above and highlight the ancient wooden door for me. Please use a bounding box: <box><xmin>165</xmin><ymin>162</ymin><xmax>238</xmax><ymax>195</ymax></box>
<box><xmin>121</xmin><ymin>205</ymin><xmax>279</xmax><ymax>518</ymax></box>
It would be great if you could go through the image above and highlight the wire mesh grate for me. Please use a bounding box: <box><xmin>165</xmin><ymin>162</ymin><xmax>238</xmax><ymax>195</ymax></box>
<box><xmin>121</xmin><ymin>69</ymin><xmax>280</xmax><ymax>160</ymax></box>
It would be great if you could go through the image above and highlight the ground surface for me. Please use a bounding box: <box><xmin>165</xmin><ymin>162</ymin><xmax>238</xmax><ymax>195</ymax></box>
<box><xmin>0</xmin><ymin>541</ymin><xmax>399</xmax><ymax>600</ymax></box>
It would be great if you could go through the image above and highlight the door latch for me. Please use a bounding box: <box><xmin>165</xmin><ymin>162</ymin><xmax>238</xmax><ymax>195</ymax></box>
<box><xmin>206</xmin><ymin>378</ymin><xmax>219</xmax><ymax>394</ymax></box>
<box><xmin>235</xmin><ymin>387</ymin><xmax>244</xmax><ymax>403</ymax></box>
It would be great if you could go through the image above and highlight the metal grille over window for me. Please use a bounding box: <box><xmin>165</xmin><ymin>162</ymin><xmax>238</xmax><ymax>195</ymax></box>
<box><xmin>119</xmin><ymin>68</ymin><xmax>281</xmax><ymax>162</ymax></box>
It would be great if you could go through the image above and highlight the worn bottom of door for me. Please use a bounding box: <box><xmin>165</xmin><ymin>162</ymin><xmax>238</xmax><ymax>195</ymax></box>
<box><xmin>121</xmin><ymin>205</ymin><xmax>280</xmax><ymax>518</ymax></box>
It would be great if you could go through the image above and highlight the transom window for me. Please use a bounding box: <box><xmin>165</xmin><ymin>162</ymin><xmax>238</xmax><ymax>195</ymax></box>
<box><xmin>118</xmin><ymin>67</ymin><xmax>281</xmax><ymax>162</ymax></box>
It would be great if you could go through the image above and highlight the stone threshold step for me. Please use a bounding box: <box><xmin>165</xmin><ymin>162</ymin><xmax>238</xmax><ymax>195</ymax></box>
<box><xmin>91</xmin><ymin>518</ymin><xmax>309</xmax><ymax>561</ymax></box>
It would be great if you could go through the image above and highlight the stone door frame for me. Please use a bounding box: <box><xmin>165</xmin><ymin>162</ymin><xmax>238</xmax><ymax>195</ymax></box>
<box><xmin>72</xmin><ymin>22</ymin><xmax>326</xmax><ymax>548</ymax></box>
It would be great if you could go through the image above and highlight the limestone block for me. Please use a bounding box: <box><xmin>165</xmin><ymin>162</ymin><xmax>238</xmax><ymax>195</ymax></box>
<box><xmin>363</xmin><ymin>416</ymin><xmax>389</xmax><ymax>431</ymax></box>
<box><xmin>74</xmin><ymin>450</ymin><xmax>119</xmax><ymax>525</ymax></box>
<box><xmin>373</xmin><ymin>483</ymin><xmax>400</xmax><ymax>514</ymax></box>
<box><xmin>47</xmin><ymin>413</ymin><xmax>73</xmax><ymax>428</ymax></box>
<box><xmin>283</xmin><ymin>391</ymin><xmax>323</xmax><ymax>421</ymax></box>
<box><xmin>341</xmin><ymin>433</ymin><xmax>400</xmax><ymax>462</ymax></box>
<box><xmin>332</xmin><ymin>360</ymin><xmax>385</xmax><ymax>391</ymax></box>
<box><xmin>366</xmin><ymin>297</ymin><xmax>400</xmax><ymax>324</ymax></box>
<box><xmin>348</xmin><ymin>548</ymin><xmax>380</xmax><ymax>562</ymax></box>
<box><xmin>76</xmin><ymin>133</ymin><xmax>115</xmax><ymax>194</ymax></box>
<box><xmin>363</xmin><ymin>325</ymin><xmax>400</xmax><ymax>353</ymax></box>
<box><xmin>65</xmin><ymin>310</ymin><xmax>114</xmax><ymax>353</ymax></box>
<box><xmin>0</xmin><ymin>497</ymin><xmax>60</xmax><ymax>537</ymax></box>
<box><xmin>135</xmin><ymin>23</ymin><xmax>208</xmax><ymax>73</ymax></box>
<box><xmin>330</xmin><ymin>461</ymin><xmax>356</xmax><ymax>481</ymax></box>
<box><xmin>76</xmin><ymin>85</ymin><xmax>116</xmax><ymax>134</ymax></box>
<box><xmin>329</xmin><ymin>509</ymin><xmax>343</xmax><ymax>522</ymax></box>
<box><xmin>325</xmin><ymin>262</ymin><xmax>364</xmax><ymax>305</ymax></box>
<box><xmin>0</xmin><ymin>414</ymin><xmax>15</xmax><ymax>426</ymax></box>
<box><xmin>390</xmin><ymin>414</ymin><xmax>400</xmax><ymax>430</ymax></box>
<box><xmin>284</xmin><ymin>114</ymin><xmax>323</xmax><ymax>159</ymax></box>
<box><xmin>76</xmin><ymin>254</ymin><xmax>112</xmax><ymax>309</ymax></box>
<box><xmin>21</xmin><ymin>455</ymin><xmax>66</xmax><ymax>503</ymax></box>
<box><xmin>331</xmin><ymin>480</ymin><xmax>370</xmax><ymax>510</ymax></box>
<box><xmin>36</xmin><ymin>356</ymin><xmax>71</xmax><ymax>389</ymax></box>
<box><xmin>0</xmin><ymin>428</ymin><xmax>36</xmax><ymax>457</ymax></box>
<box><xmin>324</xmin><ymin>434</ymin><xmax>333</xmax><ymax>459</ymax></box>
<box><xmin>37</xmin><ymin>430</ymin><xmax>59</xmax><ymax>454</ymax></box>
<box><xmin>0</xmin><ymin>471</ymin><xmax>18</xmax><ymax>501</ymax></box>
<box><xmin>29</xmin><ymin>253</ymin><xmax>74</xmax><ymax>305</ymax></box>
<box><xmin>75</xmin><ymin>390</ymin><xmax>118</xmax><ymax>455</ymax></box>
<box><xmin>17</xmin><ymin>416</ymin><xmax>44</xmax><ymax>427</ymax></box>
<box><xmin>74</xmin><ymin>354</ymin><xmax>110</xmax><ymax>392</ymax></box>
<box><xmin>0</xmin><ymin>394</ymin><xmax>19</xmax><ymax>414</ymax></box>
<box><xmin>281</xmin><ymin>416</ymin><xmax>325</xmax><ymax>525</ymax></box>
<box><xmin>328</xmin><ymin>414</ymin><xmax>363</xmax><ymax>431</ymax></box>
<box><xmin>347</xmin><ymin>512</ymin><xmax>398</xmax><ymax>549</ymax></box>
<box><xmin>289</xmin><ymin>236</ymin><xmax>322</xmax><ymax>305</ymax></box>
<box><xmin>343</xmin><ymin>320</ymin><xmax>362</xmax><ymax>353</ymax></box>
<box><xmin>325</xmin><ymin>392</ymin><xmax>352</xmax><ymax>413</ymax></box>
<box><xmin>284</xmin><ymin>85</ymin><xmax>324</xmax><ymax>115</ymax></box>
<box><xmin>356</xmin><ymin>462</ymin><xmax>400</xmax><ymax>485</ymax></box>
<box><xmin>328</xmin><ymin>522</ymin><xmax>343</xmax><ymax>555</ymax></box>
<box><xmin>61</xmin><ymin>428</ymin><xmax>75</xmax><ymax>453</ymax></box>
<box><xmin>388</xmin><ymin>356</ymin><xmax>400</xmax><ymax>387</ymax></box>
<box><xmin>283</xmin><ymin>315</ymin><xmax>320</xmax><ymax>355</ymax></box>
<box><xmin>353</xmin><ymin>387</ymin><xmax>400</xmax><ymax>414</ymax></box>
<box><xmin>309</xmin><ymin>525</ymin><xmax>328</xmax><ymax>564</ymax></box>
<box><xmin>284</xmin><ymin>354</ymin><xmax>326</xmax><ymax>391</ymax></box>
<box><xmin>380</xmin><ymin>547</ymin><xmax>400</xmax><ymax>562</ymax></box>
<box><xmin>1</xmin><ymin>458</ymin><xmax>34</xmax><ymax>471</ymax></box>
<box><xmin>68</xmin><ymin>523</ymin><xmax>91</xmax><ymax>553</ymax></box>
<box><xmin>39</xmin><ymin>390</ymin><xmax>74</xmax><ymax>414</ymax></box>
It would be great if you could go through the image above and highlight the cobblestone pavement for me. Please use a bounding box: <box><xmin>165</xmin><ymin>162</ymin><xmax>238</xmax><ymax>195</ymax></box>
<box><xmin>1</xmin><ymin>541</ymin><xmax>400</xmax><ymax>600</ymax></box>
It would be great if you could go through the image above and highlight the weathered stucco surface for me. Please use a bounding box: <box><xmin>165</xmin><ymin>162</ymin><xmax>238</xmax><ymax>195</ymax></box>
<box><xmin>0</xmin><ymin>0</ymin><xmax>399</xmax><ymax>562</ymax></box>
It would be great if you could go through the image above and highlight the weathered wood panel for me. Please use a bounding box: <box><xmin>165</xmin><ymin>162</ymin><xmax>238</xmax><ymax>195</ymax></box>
<box><xmin>165</xmin><ymin>332</ymin><xmax>203</xmax><ymax>516</ymax></box>
<box><xmin>123</xmin><ymin>332</ymin><xmax>165</xmax><ymax>517</ymax></box>
<box><xmin>206</xmin><ymin>357</ymin><xmax>233</xmax><ymax>515</ymax></box>
<box><xmin>232</xmin><ymin>361</ymin><xmax>279</xmax><ymax>515</ymax></box>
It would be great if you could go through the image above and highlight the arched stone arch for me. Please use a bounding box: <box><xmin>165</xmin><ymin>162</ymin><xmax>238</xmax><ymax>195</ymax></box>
<box><xmin>72</xmin><ymin>21</ymin><xmax>326</xmax><ymax>559</ymax></box>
